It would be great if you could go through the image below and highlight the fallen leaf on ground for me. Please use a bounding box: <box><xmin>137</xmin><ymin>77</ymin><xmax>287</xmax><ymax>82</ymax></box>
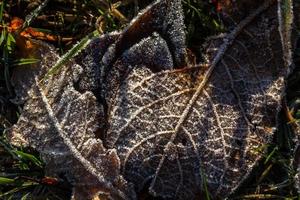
<box><xmin>8</xmin><ymin>0</ymin><xmax>299</xmax><ymax>199</ymax></box>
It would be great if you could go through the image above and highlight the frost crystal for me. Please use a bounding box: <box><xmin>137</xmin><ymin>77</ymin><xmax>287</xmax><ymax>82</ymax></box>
<box><xmin>8</xmin><ymin>0</ymin><xmax>298</xmax><ymax>199</ymax></box>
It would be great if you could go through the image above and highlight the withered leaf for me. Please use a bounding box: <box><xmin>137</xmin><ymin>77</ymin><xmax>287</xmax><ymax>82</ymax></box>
<box><xmin>105</xmin><ymin>0</ymin><xmax>296</xmax><ymax>199</ymax></box>
<box><xmin>9</xmin><ymin>0</ymin><xmax>187</xmax><ymax>199</ymax></box>
<box><xmin>8</xmin><ymin>40</ymin><xmax>135</xmax><ymax>200</ymax></box>
<box><xmin>74</xmin><ymin>0</ymin><xmax>187</xmax><ymax>108</ymax></box>
<box><xmin>7</xmin><ymin>0</ymin><xmax>298</xmax><ymax>199</ymax></box>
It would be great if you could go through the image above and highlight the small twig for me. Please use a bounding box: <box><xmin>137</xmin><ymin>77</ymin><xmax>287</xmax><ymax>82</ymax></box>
<box><xmin>232</xmin><ymin>194</ymin><xmax>290</xmax><ymax>199</ymax></box>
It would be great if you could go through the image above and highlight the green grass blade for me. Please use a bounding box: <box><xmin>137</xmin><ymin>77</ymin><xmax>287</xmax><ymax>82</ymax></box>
<box><xmin>264</xmin><ymin>146</ymin><xmax>278</xmax><ymax>164</ymax></box>
<box><xmin>200</xmin><ymin>166</ymin><xmax>211</xmax><ymax>200</ymax></box>
<box><xmin>0</xmin><ymin>182</ymin><xmax>38</xmax><ymax>198</ymax></box>
<box><xmin>0</xmin><ymin>28</ymin><xmax>6</xmax><ymax>46</ymax></box>
<box><xmin>3</xmin><ymin>46</ymin><xmax>13</xmax><ymax>96</ymax></box>
<box><xmin>19</xmin><ymin>0</ymin><xmax>50</xmax><ymax>32</ymax></box>
<box><xmin>12</xmin><ymin>58</ymin><xmax>40</xmax><ymax>66</ymax></box>
<box><xmin>0</xmin><ymin>177</ymin><xmax>15</xmax><ymax>185</ymax></box>
<box><xmin>13</xmin><ymin>150</ymin><xmax>43</xmax><ymax>168</ymax></box>
<box><xmin>20</xmin><ymin>193</ymin><xmax>30</xmax><ymax>200</ymax></box>
<box><xmin>40</xmin><ymin>30</ymin><xmax>99</xmax><ymax>82</ymax></box>
<box><xmin>0</xmin><ymin>0</ymin><xmax>5</xmax><ymax>22</ymax></box>
<box><xmin>6</xmin><ymin>33</ymin><xmax>16</xmax><ymax>52</ymax></box>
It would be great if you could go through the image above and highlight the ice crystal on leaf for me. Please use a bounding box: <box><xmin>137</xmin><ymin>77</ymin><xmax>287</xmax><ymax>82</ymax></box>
<box><xmin>8</xmin><ymin>40</ymin><xmax>135</xmax><ymax>200</ymax></box>
<box><xmin>8</xmin><ymin>0</ymin><xmax>298</xmax><ymax>199</ymax></box>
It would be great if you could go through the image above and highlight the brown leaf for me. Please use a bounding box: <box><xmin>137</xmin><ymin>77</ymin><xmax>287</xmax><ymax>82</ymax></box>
<box><xmin>8</xmin><ymin>40</ymin><xmax>135</xmax><ymax>200</ymax></box>
<box><xmin>8</xmin><ymin>0</ymin><xmax>187</xmax><ymax>198</ymax></box>
<box><xmin>8</xmin><ymin>0</ymin><xmax>298</xmax><ymax>199</ymax></box>
<box><xmin>104</xmin><ymin>0</ymin><xmax>296</xmax><ymax>199</ymax></box>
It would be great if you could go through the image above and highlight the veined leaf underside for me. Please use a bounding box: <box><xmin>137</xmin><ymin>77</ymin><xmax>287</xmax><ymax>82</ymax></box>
<box><xmin>8</xmin><ymin>0</ymin><xmax>189</xmax><ymax>198</ymax></box>
<box><xmin>8</xmin><ymin>41</ymin><xmax>134</xmax><ymax>200</ymax></box>
<box><xmin>106</xmin><ymin>0</ymin><xmax>293</xmax><ymax>199</ymax></box>
<box><xmin>7</xmin><ymin>0</ymin><xmax>298</xmax><ymax>199</ymax></box>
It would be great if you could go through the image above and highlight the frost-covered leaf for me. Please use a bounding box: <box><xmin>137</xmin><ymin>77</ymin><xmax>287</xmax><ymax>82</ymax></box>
<box><xmin>75</xmin><ymin>0</ymin><xmax>187</xmax><ymax>106</ymax></box>
<box><xmin>74</xmin><ymin>33</ymin><xmax>120</xmax><ymax>94</ymax></box>
<box><xmin>104</xmin><ymin>0</ymin><xmax>296</xmax><ymax>199</ymax></box>
<box><xmin>99</xmin><ymin>0</ymin><xmax>187</xmax><ymax>107</ymax></box>
<box><xmin>8</xmin><ymin>0</ymin><xmax>188</xmax><ymax>199</ymax></box>
<box><xmin>7</xmin><ymin>0</ymin><xmax>298</xmax><ymax>199</ymax></box>
<box><xmin>8</xmin><ymin>40</ymin><xmax>135</xmax><ymax>200</ymax></box>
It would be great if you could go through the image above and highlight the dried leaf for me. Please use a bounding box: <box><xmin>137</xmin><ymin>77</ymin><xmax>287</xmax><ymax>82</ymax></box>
<box><xmin>8</xmin><ymin>0</ymin><xmax>187</xmax><ymax>198</ymax></box>
<box><xmin>7</xmin><ymin>0</ymin><xmax>298</xmax><ymax>199</ymax></box>
<box><xmin>8</xmin><ymin>40</ymin><xmax>135</xmax><ymax>200</ymax></box>
<box><xmin>104</xmin><ymin>0</ymin><xmax>295</xmax><ymax>199</ymax></box>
